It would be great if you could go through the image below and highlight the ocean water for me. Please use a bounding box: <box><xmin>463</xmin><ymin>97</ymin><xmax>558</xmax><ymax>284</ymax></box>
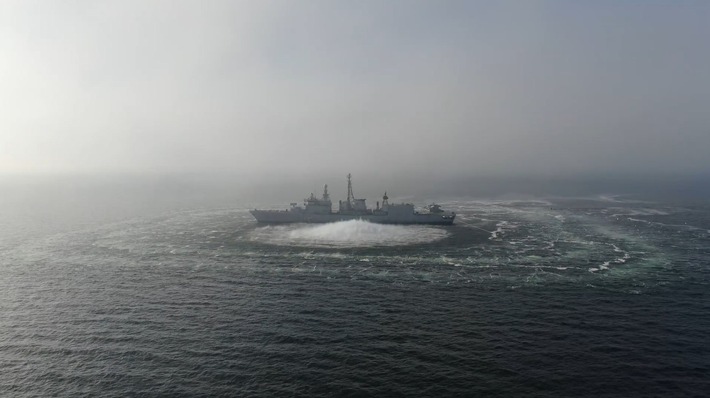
<box><xmin>1</xmin><ymin>195</ymin><xmax>709</xmax><ymax>396</ymax></box>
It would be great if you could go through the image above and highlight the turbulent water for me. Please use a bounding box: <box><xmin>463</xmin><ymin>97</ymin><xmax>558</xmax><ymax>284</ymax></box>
<box><xmin>1</xmin><ymin>196</ymin><xmax>709</xmax><ymax>396</ymax></box>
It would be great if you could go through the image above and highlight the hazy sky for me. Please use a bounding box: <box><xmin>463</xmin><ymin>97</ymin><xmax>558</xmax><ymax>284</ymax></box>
<box><xmin>1</xmin><ymin>1</ymin><xmax>708</xmax><ymax>178</ymax></box>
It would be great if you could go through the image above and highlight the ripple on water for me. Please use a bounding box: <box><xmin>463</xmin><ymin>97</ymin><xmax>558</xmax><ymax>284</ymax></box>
<box><xmin>1</xmin><ymin>198</ymin><xmax>708</xmax><ymax>397</ymax></box>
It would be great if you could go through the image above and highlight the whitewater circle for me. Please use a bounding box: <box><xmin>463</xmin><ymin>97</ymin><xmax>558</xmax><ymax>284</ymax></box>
<box><xmin>249</xmin><ymin>219</ymin><xmax>450</xmax><ymax>248</ymax></box>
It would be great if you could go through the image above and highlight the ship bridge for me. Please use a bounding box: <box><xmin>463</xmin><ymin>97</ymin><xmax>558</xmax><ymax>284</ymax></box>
<box><xmin>303</xmin><ymin>185</ymin><xmax>332</xmax><ymax>214</ymax></box>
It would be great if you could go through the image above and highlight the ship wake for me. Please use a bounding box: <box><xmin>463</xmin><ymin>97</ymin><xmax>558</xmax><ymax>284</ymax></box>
<box><xmin>249</xmin><ymin>220</ymin><xmax>449</xmax><ymax>248</ymax></box>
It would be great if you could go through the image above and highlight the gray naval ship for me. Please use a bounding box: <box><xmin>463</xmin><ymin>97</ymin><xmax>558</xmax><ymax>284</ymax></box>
<box><xmin>250</xmin><ymin>174</ymin><xmax>455</xmax><ymax>225</ymax></box>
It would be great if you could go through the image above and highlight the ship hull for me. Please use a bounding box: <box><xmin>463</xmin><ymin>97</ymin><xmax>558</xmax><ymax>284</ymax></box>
<box><xmin>249</xmin><ymin>210</ymin><xmax>455</xmax><ymax>225</ymax></box>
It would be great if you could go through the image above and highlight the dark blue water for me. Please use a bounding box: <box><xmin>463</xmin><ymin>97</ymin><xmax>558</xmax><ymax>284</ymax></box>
<box><xmin>1</xmin><ymin>196</ymin><xmax>708</xmax><ymax>396</ymax></box>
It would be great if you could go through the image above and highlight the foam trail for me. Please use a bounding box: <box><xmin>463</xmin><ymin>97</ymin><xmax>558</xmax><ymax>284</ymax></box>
<box><xmin>250</xmin><ymin>220</ymin><xmax>449</xmax><ymax>248</ymax></box>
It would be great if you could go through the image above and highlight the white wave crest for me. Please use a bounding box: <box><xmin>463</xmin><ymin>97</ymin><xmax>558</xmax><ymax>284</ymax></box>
<box><xmin>249</xmin><ymin>220</ymin><xmax>449</xmax><ymax>248</ymax></box>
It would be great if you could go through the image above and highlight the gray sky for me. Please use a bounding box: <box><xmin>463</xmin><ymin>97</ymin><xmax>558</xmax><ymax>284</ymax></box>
<box><xmin>1</xmin><ymin>1</ymin><xmax>708</xmax><ymax>178</ymax></box>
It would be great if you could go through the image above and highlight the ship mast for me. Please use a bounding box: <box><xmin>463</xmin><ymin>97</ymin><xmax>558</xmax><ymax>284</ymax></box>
<box><xmin>322</xmin><ymin>184</ymin><xmax>330</xmax><ymax>201</ymax></box>
<box><xmin>346</xmin><ymin>173</ymin><xmax>355</xmax><ymax>208</ymax></box>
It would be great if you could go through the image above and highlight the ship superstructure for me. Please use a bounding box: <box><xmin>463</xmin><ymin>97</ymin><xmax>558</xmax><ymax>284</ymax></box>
<box><xmin>250</xmin><ymin>174</ymin><xmax>455</xmax><ymax>225</ymax></box>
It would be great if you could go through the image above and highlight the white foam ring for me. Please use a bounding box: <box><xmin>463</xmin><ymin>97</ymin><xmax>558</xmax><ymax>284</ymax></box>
<box><xmin>249</xmin><ymin>220</ymin><xmax>450</xmax><ymax>248</ymax></box>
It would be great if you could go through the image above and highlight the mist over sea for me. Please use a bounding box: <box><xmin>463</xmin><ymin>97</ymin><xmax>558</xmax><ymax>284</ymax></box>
<box><xmin>1</xmin><ymin>175</ymin><xmax>709</xmax><ymax>397</ymax></box>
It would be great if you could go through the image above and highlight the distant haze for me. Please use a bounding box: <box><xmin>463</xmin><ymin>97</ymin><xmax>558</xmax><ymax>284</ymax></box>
<box><xmin>1</xmin><ymin>1</ymin><xmax>709</xmax><ymax>179</ymax></box>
